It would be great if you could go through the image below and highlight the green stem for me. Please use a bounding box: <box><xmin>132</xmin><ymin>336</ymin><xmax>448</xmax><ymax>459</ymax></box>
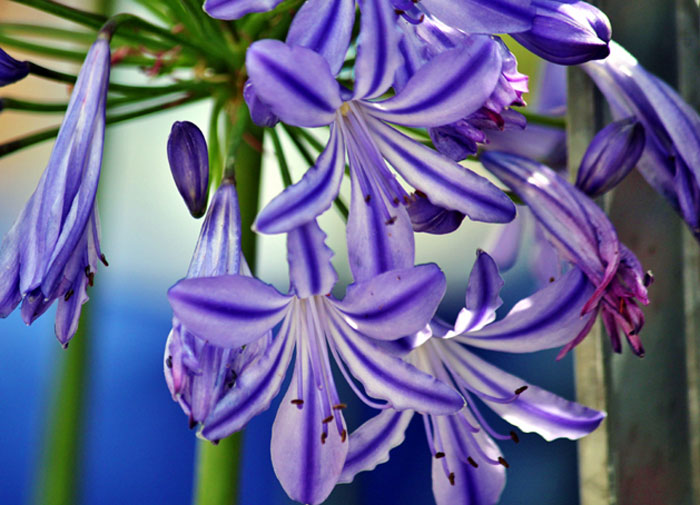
<box><xmin>193</xmin><ymin>107</ymin><xmax>264</xmax><ymax>505</ymax></box>
<box><xmin>33</xmin><ymin>308</ymin><xmax>91</xmax><ymax>505</ymax></box>
<box><xmin>269</xmin><ymin>128</ymin><xmax>292</xmax><ymax>187</ymax></box>
<box><xmin>0</xmin><ymin>93</ymin><xmax>207</xmax><ymax>157</ymax></box>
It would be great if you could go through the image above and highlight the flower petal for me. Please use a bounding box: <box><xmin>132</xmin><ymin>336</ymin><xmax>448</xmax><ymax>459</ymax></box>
<box><xmin>204</xmin><ymin>0</ymin><xmax>284</xmax><ymax>19</ymax></box>
<box><xmin>328</xmin><ymin>317</ymin><xmax>464</xmax><ymax>414</ymax></box>
<box><xmin>366</xmin><ymin>37</ymin><xmax>502</xmax><ymax>127</ymax></box>
<box><xmin>200</xmin><ymin>330</ymin><xmax>295</xmax><ymax>440</ymax></box>
<box><xmin>458</xmin><ymin>268</ymin><xmax>595</xmax><ymax>352</ymax></box>
<box><xmin>286</xmin><ymin>0</ymin><xmax>355</xmax><ymax>75</ymax></box>
<box><xmin>337</xmin><ymin>264</ymin><xmax>446</xmax><ymax>340</ymax></box>
<box><xmin>287</xmin><ymin>220</ymin><xmax>338</xmax><ymax>298</ymax></box>
<box><xmin>442</xmin><ymin>341</ymin><xmax>606</xmax><ymax>440</ymax></box>
<box><xmin>353</xmin><ymin>0</ymin><xmax>403</xmax><ymax>99</ymax></box>
<box><xmin>369</xmin><ymin>118</ymin><xmax>515</xmax><ymax>223</ymax></box>
<box><xmin>246</xmin><ymin>40</ymin><xmax>342</xmax><ymax>127</ymax></box>
<box><xmin>255</xmin><ymin>125</ymin><xmax>345</xmax><ymax>234</ymax></box>
<box><xmin>454</xmin><ymin>251</ymin><xmax>504</xmax><ymax>334</ymax></box>
<box><xmin>338</xmin><ymin>409</ymin><xmax>414</xmax><ymax>483</ymax></box>
<box><xmin>421</xmin><ymin>0</ymin><xmax>533</xmax><ymax>34</ymax></box>
<box><xmin>270</xmin><ymin>349</ymin><xmax>348</xmax><ymax>505</ymax></box>
<box><xmin>168</xmin><ymin>275</ymin><xmax>291</xmax><ymax>348</ymax></box>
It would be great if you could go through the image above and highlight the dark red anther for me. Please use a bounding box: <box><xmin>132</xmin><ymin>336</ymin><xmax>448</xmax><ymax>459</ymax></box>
<box><xmin>618</xmin><ymin>297</ymin><xmax>626</xmax><ymax>315</ymax></box>
<box><xmin>322</xmin><ymin>415</ymin><xmax>334</xmax><ymax>424</ymax></box>
<box><xmin>333</xmin><ymin>403</ymin><xmax>347</xmax><ymax>410</ymax></box>
<box><xmin>393</xmin><ymin>197</ymin><xmax>400</xmax><ymax>205</ymax></box>
<box><xmin>514</xmin><ymin>386</ymin><xmax>528</xmax><ymax>395</ymax></box>
<box><xmin>166</xmin><ymin>355</ymin><xmax>173</xmax><ymax>369</ymax></box>
<box><xmin>435</xmin><ymin>452</ymin><xmax>445</xmax><ymax>459</ymax></box>
<box><xmin>291</xmin><ymin>399</ymin><xmax>304</xmax><ymax>405</ymax></box>
<box><xmin>100</xmin><ymin>253</ymin><xmax>109</xmax><ymax>267</ymax></box>
<box><xmin>365</xmin><ymin>194</ymin><xmax>372</xmax><ymax>203</ymax></box>
<box><xmin>510</xmin><ymin>431</ymin><xmax>519</xmax><ymax>444</ymax></box>
<box><xmin>341</xmin><ymin>429</ymin><xmax>347</xmax><ymax>443</ymax></box>
<box><xmin>385</xmin><ymin>216</ymin><xmax>397</xmax><ymax>225</ymax></box>
<box><xmin>394</xmin><ymin>8</ymin><xmax>405</xmax><ymax>15</ymax></box>
<box><xmin>64</xmin><ymin>289</ymin><xmax>74</xmax><ymax>302</ymax></box>
<box><xmin>448</xmin><ymin>473</ymin><xmax>455</xmax><ymax>486</ymax></box>
<box><xmin>188</xmin><ymin>417</ymin><xmax>197</xmax><ymax>430</ymax></box>
<box><xmin>498</xmin><ymin>457</ymin><xmax>510</xmax><ymax>468</ymax></box>
<box><xmin>467</xmin><ymin>457</ymin><xmax>479</xmax><ymax>468</ymax></box>
<box><xmin>415</xmin><ymin>189</ymin><xmax>427</xmax><ymax>198</ymax></box>
<box><xmin>321</xmin><ymin>432</ymin><xmax>328</xmax><ymax>445</ymax></box>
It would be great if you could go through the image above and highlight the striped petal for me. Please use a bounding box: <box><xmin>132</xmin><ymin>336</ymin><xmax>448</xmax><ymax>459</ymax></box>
<box><xmin>366</xmin><ymin>37</ymin><xmax>502</xmax><ymax>127</ymax></box>
<box><xmin>353</xmin><ymin>0</ymin><xmax>403</xmax><ymax>99</ymax></box>
<box><xmin>168</xmin><ymin>275</ymin><xmax>291</xmax><ymax>348</ymax></box>
<box><xmin>453</xmin><ymin>251</ymin><xmax>504</xmax><ymax>334</ymax></box>
<box><xmin>459</xmin><ymin>268</ymin><xmax>595</xmax><ymax>352</ymax></box>
<box><xmin>270</xmin><ymin>347</ymin><xmax>348</xmax><ymax>505</ymax></box>
<box><xmin>338</xmin><ymin>409</ymin><xmax>414</xmax><ymax>483</ymax></box>
<box><xmin>286</xmin><ymin>0</ymin><xmax>355</xmax><ymax>75</ymax></box>
<box><xmin>204</xmin><ymin>0</ymin><xmax>284</xmax><ymax>19</ymax></box>
<box><xmin>327</xmin><ymin>318</ymin><xmax>464</xmax><ymax>414</ymax></box>
<box><xmin>421</xmin><ymin>0</ymin><xmax>533</xmax><ymax>34</ymax></box>
<box><xmin>442</xmin><ymin>341</ymin><xmax>606</xmax><ymax>440</ymax></box>
<box><xmin>337</xmin><ymin>264</ymin><xmax>446</xmax><ymax>340</ymax></box>
<box><xmin>287</xmin><ymin>220</ymin><xmax>338</xmax><ymax>298</ymax></box>
<box><xmin>369</xmin><ymin>118</ymin><xmax>515</xmax><ymax>223</ymax></box>
<box><xmin>200</xmin><ymin>330</ymin><xmax>295</xmax><ymax>440</ymax></box>
<box><xmin>246</xmin><ymin>40</ymin><xmax>342</xmax><ymax>127</ymax></box>
<box><xmin>255</xmin><ymin>124</ymin><xmax>345</xmax><ymax>233</ymax></box>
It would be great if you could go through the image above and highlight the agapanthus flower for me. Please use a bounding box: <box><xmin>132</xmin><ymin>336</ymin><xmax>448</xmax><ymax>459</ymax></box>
<box><xmin>165</xmin><ymin>180</ymin><xmax>275</xmax><ymax>427</ymax></box>
<box><xmin>167</xmin><ymin>121</ymin><xmax>210</xmax><ymax>218</ymax></box>
<box><xmin>0</xmin><ymin>47</ymin><xmax>30</xmax><ymax>87</ymax></box>
<box><xmin>340</xmin><ymin>251</ymin><xmax>605</xmax><ymax>505</ymax></box>
<box><xmin>0</xmin><ymin>37</ymin><xmax>110</xmax><ymax>347</ymax></box>
<box><xmin>168</xmin><ymin>219</ymin><xmax>464</xmax><ymax>504</ymax></box>
<box><xmin>511</xmin><ymin>0</ymin><xmax>611</xmax><ymax>65</ymax></box>
<box><xmin>246</xmin><ymin>38</ymin><xmax>515</xmax><ymax>281</ymax></box>
<box><xmin>395</xmin><ymin>15</ymin><xmax>529</xmax><ymax>161</ymax></box>
<box><xmin>576</xmin><ymin>117</ymin><xmax>646</xmax><ymax>197</ymax></box>
<box><xmin>583</xmin><ymin>41</ymin><xmax>700</xmax><ymax>241</ymax></box>
<box><xmin>481</xmin><ymin>151</ymin><xmax>652</xmax><ymax>356</ymax></box>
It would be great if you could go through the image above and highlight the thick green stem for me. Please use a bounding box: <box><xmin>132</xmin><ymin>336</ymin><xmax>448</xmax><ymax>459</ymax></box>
<box><xmin>32</xmin><ymin>308</ymin><xmax>91</xmax><ymax>505</ymax></box>
<box><xmin>192</xmin><ymin>109</ymin><xmax>264</xmax><ymax>505</ymax></box>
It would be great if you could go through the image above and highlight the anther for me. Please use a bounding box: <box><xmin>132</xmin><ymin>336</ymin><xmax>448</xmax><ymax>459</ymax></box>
<box><xmin>100</xmin><ymin>253</ymin><xmax>109</xmax><ymax>267</ymax></box>
<box><xmin>291</xmin><ymin>399</ymin><xmax>304</xmax><ymax>405</ymax></box>
<box><xmin>434</xmin><ymin>452</ymin><xmax>445</xmax><ymax>459</ymax></box>
<box><xmin>394</xmin><ymin>8</ymin><xmax>405</xmax><ymax>15</ymax></box>
<box><xmin>498</xmin><ymin>457</ymin><xmax>510</xmax><ymax>468</ymax></box>
<box><xmin>385</xmin><ymin>216</ymin><xmax>397</xmax><ymax>225</ymax></box>
<box><xmin>365</xmin><ymin>194</ymin><xmax>371</xmax><ymax>203</ymax></box>
<box><xmin>448</xmin><ymin>472</ymin><xmax>455</xmax><ymax>486</ymax></box>
<box><xmin>393</xmin><ymin>197</ymin><xmax>400</xmax><ymax>205</ymax></box>
<box><xmin>211</xmin><ymin>439</ymin><xmax>220</xmax><ymax>445</ymax></box>
<box><xmin>166</xmin><ymin>355</ymin><xmax>173</xmax><ymax>369</ymax></box>
<box><xmin>64</xmin><ymin>289</ymin><xmax>74</xmax><ymax>302</ymax></box>
<box><xmin>467</xmin><ymin>457</ymin><xmax>479</xmax><ymax>468</ymax></box>
<box><xmin>415</xmin><ymin>189</ymin><xmax>427</xmax><ymax>198</ymax></box>
<box><xmin>188</xmin><ymin>417</ymin><xmax>197</xmax><ymax>430</ymax></box>
<box><xmin>333</xmin><ymin>403</ymin><xmax>347</xmax><ymax>410</ymax></box>
<box><xmin>510</xmin><ymin>431</ymin><xmax>519</xmax><ymax>444</ymax></box>
<box><xmin>514</xmin><ymin>386</ymin><xmax>528</xmax><ymax>395</ymax></box>
<box><xmin>322</xmin><ymin>415</ymin><xmax>334</xmax><ymax>424</ymax></box>
<box><xmin>341</xmin><ymin>429</ymin><xmax>347</xmax><ymax>443</ymax></box>
<box><xmin>618</xmin><ymin>297</ymin><xmax>626</xmax><ymax>314</ymax></box>
<box><xmin>321</xmin><ymin>432</ymin><xmax>328</xmax><ymax>444</ymax></box>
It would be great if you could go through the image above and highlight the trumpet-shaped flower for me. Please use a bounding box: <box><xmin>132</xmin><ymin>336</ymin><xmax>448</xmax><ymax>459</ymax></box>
<box><xmin>481</xmin><ymin>151</ymin><xmax>652</xmax><ymax>356</ymax></box>
<box><xmin>340</xmin><ymin>251</ymin><xmax>605</xmax><ymax>505</ymax></box>
<box><xmin>0</xmin><ymin>38</ymin><xmax>110</xmax><ymax>346</ymax></box>
<box><xmin>168</xmin><ymin>219</ymin><xmax>464</xmax><ymax>504</ymax></box>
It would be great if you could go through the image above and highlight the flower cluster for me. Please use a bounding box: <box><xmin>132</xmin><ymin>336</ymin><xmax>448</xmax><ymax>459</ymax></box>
<box><xmin>1</xmin><ymin>0</ymin><xmax>698</xmax><ymax>504</ymax></box>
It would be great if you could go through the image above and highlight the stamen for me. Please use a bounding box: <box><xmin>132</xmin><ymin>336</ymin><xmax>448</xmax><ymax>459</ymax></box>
<box><xmin>510</xmin><ymin>431</ymin><xmax>519</xmax><ymax>444</ymax></box>
<box><xmin>322</xmin><ymin>415</ymin><xmax>334</xmax><ymax>424</ymax></box>
<box><xmin>165</xmin><ymin>355</ymin><xmax>173</xmax><ymax>369</ymax></box>
<box><xmin>498</xmin><ymin>457</ymin><xmax>510</xmax><ymax>468</ymax></box>
<box><xmin>100</xmin><ymin>253</ymin><xmax>109</xmax><ymax>266</ymax></box>
<box><xmin>422</xmin><ymin>415</ymin><xmax>437</xmax><ymax>456</ymax></box>
<box><xmin>64</xmin><ymin>289</ymin><xmax>74</xmax><ymax>302</ymax></box>
<box><xmin>467</xmin><ymin>457</ymin><xmax>479</xmax><ymax>468</ymax></box>
<box><xmin>448</xmin><ymin>473</ymin><xmax>455</xmax><ymax>486</ymax></box>
<box><xmin>333</xmin><ymin>403</ymin><xmax>347</xmax><ymax>410</ymax></box>
<box><xmin>321</xmin><ymin>432</ymin><xmax>328</xmax><ymax>444</ymax></box>
<box><xmin>291</xmin><ymin>399</ymin><xmax>304</xmax><ymax>406</ymax></box>
<box><xmin>341</xmin><ymin>429</ymin><xmax>347</xmax><ymax>443</ymax></box>
<box><xmin>435</xmin><ymin>452</ymin><xmax>445</xmax><ymax>459</ymax></box>
<box><xmin>514</xmin><ymin>386</ymin><xmax>528</xmax><ymax>395</ymax></box>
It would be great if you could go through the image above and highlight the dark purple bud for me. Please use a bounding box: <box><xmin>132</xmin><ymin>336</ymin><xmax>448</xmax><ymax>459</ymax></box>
<box><xmin>0</xmin><ymin>47</ymin><xmax>30</xmax><ymax>87</ymax></box>
<box><xmin>243</xmin><ymin>80</ymin><xmax>279</xmax><ymax>128</ymax></box>
<box><xmin>167</xmin><ymin>121</ymin><xmax>210</xmax><ymax>218</ymax></box>
<box><xmin>512</xmin><ymin>0</ymin><xmax>611</xmax><ymax>65</ymax></box>
<box><xmin>576</xmin><ymin>118</ymin><xmax>645</xmax><ymax>197</ymax></box>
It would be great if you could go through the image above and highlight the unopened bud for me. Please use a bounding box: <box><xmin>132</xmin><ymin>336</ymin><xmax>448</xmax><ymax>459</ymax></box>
<box><xmin>167</xmin><ymin>121</ymin><xmax>210</xmax><ymax>218</ymax></box>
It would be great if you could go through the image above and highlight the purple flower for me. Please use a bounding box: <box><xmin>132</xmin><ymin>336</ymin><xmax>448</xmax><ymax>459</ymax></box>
<box><xmin>481</xmin><ymin>151</ymin><xmax>652</xmax><ymax>356</ymax></box>
<box><xmin>583</xmin><ymin>41</ymin><xmax>700</xmax><ymax>241</ymax></box>
<box><xmin>246</xmin><ymin>39</ymin><xmax>515</xmax><ymax>281</ymax></box>
<box><xmin>203</xmin><ymin>0</ymin><xmax>285</xmax><ymax>19</ymax></box>
<box><xmin>576</xmin><ymin>117</ymin><xmax>646</xmax><ymax>197</ymax></box>
<box><xmin>0</xmin><ymin>47</ymin><xmax>30</xmax><ymax>87</ymax></box>
<box><xmin>0</xmin><ymin>38</ymin><xmax>110</xmax><ymax>347</ymax></box>
<box><xmin>339</xmin><ymin>251</ymin><xmax>605</xmax><ymax>505</ymax></box>
<box><xmin>167</xmin><ymin>121</ymin><xmax>210</xmax><ymax>218</ymax></box>
<box><xmin>512</xmin><ymin>0</ymin><xmax>611</xmax><ymax>65</ymax></box>
<box><xmin>168</xmin><ymin>218</ymin><xmax>464</xmax><ymax>504</ymax></box>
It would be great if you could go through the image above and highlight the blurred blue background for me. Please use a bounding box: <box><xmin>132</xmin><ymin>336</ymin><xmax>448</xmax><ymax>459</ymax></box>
<box><xmin>0</xmin><ymin>1</ymin><xmax>582</xmax><ymax>503</ymax></box>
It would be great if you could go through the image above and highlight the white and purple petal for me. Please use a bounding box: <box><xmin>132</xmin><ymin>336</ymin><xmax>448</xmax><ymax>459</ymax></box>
<box><xmin>420</xmin><ymin>0</ymin><xmax>533</xmax><ymax>34</ymax></box>
<box><xmin>204</xmin><ymin>0</ymin><xmax>284</xmax><ymax>19</ymax></box>
<box><xmin>454</xmin><ymin>251</ymin><xmax>504</xmax><ymax>334</ymax></box>
<box><xmin>287</xmin><ymin>220</ymin><xmax>338</xmax><ymax>298</ymax></box>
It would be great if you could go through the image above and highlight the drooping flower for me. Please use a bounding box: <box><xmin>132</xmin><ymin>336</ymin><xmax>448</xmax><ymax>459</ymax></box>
<box><xmin>0</xmin><ymin>36</ymin><xmax>110</xmax><ymax>347</ymax></box>
<box><xmin>0</xmin><ymin>47</ymin><xmax>30</xmax><ymax>87</ymax></box>
<box><xmin>511</xmin><ymin>0</ymin><xmax>611</xmax><ymax>64</ymax></box>
<box><xmin>576</xmin><ymin>117</ymin><xmax>646</xmax><ymax>197</ymax></box>
<box><xmin>246</xmin><ymin>39</ymin><xmax>515</xmax><ymax>281</ymax></box>
<box><xmin>583</xmin><ymin>41</ymin><xmax>700</xmax><ymax>241</ymax></box>
<box><xmin>481</xmin><ymin>151</ymin><xmax>652</xmax><ymax>356</ymax></box>
<box><xmin>168</xmin><ymin>218</ymin><xmax>464</xmax><ymax>504</ymax></box>
<box><xmin>167</xmin><ymin>121</ymin><xmax>210</xmax><ymax>218</ymax></box>
<box><xmin>339</xmin><ymin>251</ymin><xmax>605</xmax><ymax>505</ymax></box>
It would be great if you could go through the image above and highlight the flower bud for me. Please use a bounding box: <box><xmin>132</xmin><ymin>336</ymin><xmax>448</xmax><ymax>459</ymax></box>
<box><xmin>0</xmin><ymin>47</ymin><xmax>30</xmax><ymax>87</ymax></box>
<box><xmin>167</xmin><ymin>121</ymin><xmax>210</xmax><ymax>218</ymax></box>
<box><xmin>512</xmin><ymin>0</ymin><xmax>611</xmax><ymax>65</ymax></box>
<box><xmin>576</xmin><ymin>118</ymin><xmax>645</xmax><ymax>197</ymax></box>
